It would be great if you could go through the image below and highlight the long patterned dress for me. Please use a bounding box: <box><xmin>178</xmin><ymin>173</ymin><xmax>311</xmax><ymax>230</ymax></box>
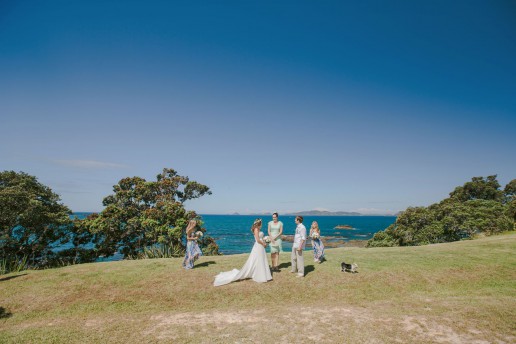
<box><xmin>182</xmin><ymin>232</ymin><xmax>203</xmax><ymax>269</ymax></box>
<box><xmin>312</xmin><ymin>233</ymin><xmax>325</xmax><ymax>262</ymax></box>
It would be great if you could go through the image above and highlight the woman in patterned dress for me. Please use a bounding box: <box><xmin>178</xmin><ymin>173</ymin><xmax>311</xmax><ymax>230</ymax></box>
<box><xmin>182</xmin><ymin>220</ymin><xmax>202</xmax><ymax>269</ymax></box>
<box><xmin>310</xmin><ymin>221</ymin><xmax>324</xmax><ymax>263</ymax></box>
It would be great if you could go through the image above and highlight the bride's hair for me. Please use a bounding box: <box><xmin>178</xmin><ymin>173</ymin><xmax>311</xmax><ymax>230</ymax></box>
<box><xmin>311</xmin><ymin>221</ymin><xmax>319</xmax><ymax>231</ymax></box>
<box><xmin>186</xmin><ymin>219</ymin><xmax>197</xmax><ymax>234</ymax></box>
<box><xmin>251</xmin><ymin>218</ymin><xmax>262</xmax><ymax>232</ymax></box>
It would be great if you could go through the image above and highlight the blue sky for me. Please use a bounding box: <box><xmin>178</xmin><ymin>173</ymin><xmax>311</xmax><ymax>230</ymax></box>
<box><xmin>1</xmin><ymin>1</ymin><xmax>515</xmax><ymax>214</ymax></box>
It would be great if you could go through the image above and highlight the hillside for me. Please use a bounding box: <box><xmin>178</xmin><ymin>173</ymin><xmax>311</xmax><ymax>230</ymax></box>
<box><xmin>1</xmin><ymin>233</ymin><xmax>515</xmax><ymax>343</ymax></box>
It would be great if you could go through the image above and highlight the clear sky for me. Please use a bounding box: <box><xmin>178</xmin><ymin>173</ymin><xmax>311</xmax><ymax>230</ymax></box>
<box><xmin>1</xmin><ymin>1</ymin><xmax>515</xmax><ymax>214</ymax></box>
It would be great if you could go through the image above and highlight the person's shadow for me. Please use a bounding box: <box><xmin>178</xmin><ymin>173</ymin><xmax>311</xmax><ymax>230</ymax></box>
<box><xmin>304</xmin><ymin>265</ymin><xmax>315</xmax><ymax>276</ymax></box>
<box><xmin>275</xmin><ymin>263</ymin><xmax>314</xmax><ymax>276</ymax></box>
<box><xmin>0</xmin><ymin>273</ymin><xmax>27</xmax><ymax>282</ymax></box>
<box><xmin>195</xmin><ymin>261</ymin><xmax>216</xmax><ymax>268</ymax></box>
<box><xmin>0</xmin><ymin>307</ymin><xmax>12</xmax><ymax>319</ymax></box>
<box><xmin>278</xmin><ymin>262</ymin><xmax>291</xmax><ymax>270</ymax></box>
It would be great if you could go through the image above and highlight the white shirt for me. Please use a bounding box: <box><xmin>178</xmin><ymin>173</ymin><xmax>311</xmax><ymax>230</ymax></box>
<box><xmin>293</xmin><ymin>223</ymin><xmax>307</xmax><ymax>249</ymax></box>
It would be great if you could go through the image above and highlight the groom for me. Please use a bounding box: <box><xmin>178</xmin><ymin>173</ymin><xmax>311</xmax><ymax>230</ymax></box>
<box><xmin>291</xmin><ymin>216</ymin><xmax>306</xmax><ymax>277</ymax></box>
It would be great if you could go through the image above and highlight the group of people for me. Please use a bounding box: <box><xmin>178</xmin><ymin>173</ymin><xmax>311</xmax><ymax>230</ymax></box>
<box><xmin>182</xmin><ymin>214</ymin><xmax>325</xmax><ymax>287</ymax></box>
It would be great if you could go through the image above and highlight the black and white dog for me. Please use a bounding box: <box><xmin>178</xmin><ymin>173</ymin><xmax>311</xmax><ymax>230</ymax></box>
<box><xmin>341</xmin><ymin>262</ymin><xmax>358</xmax><ymax>273</ymax></box>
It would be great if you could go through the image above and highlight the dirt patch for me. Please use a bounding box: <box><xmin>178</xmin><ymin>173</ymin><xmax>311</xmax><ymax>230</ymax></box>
<box><xmin>401</xmin><ymin>316</ymin><xmax>498</xmax><ymax>344</ymax></box>
<box><xmin>142</xmin><ymin>307</ymin><xmax>511</xmax><ymax>343</ymax></box>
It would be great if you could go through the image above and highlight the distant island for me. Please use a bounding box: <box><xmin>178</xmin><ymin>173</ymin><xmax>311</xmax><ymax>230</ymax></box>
<box><xmin>334</xmin><ymin>225</ymin><xmax>355</xmax><ymax>229</ymax></box>
<box><xmin>232</xmin><ymin>210</ymin><xmax>364</xmax><ymax>216</ymax></box>
<box><xmin>225</xmin><ymin>210</ymin><xmax>398</xmax><ymax>216</ymax></box>
<box><xmin>288</xmin><ymin>210</ymin><xmax>362</xmax><ymax>216</ymax></box>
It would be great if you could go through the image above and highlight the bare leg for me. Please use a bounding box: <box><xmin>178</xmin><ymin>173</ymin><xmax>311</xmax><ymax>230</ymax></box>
<box><xmin>271</xmin><ymin>252</ymin><xmax>277</xmax><ymax>269</ymax></box>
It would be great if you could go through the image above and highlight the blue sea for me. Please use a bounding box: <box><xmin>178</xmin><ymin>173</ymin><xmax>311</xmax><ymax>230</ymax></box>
<box><xmin>73</xmin><ymin>213</ymin><xmax>395</xmax><ymax>259</ymax></box>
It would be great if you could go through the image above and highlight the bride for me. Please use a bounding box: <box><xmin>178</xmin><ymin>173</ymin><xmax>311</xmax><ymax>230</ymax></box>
<box><xmin>214</xmin><ymin>218</ymin><xmax>272</xmax><ymax>286</ymax></box>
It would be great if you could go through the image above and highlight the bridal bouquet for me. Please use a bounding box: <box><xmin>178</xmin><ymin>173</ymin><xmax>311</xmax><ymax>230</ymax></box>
<box><xmin>263</xmin><ymin>236</ymin><xmax>271</xmax><ymax>244</ymax></box>
<box><xmin>311</xmin><ymin>232</ymin><xmax>320</xmax><ymax>239</ymax></box>
<box><xmin>196</xmin><ymin>231</ymin><xmax>203</xmax><ymax>239</ymax></box>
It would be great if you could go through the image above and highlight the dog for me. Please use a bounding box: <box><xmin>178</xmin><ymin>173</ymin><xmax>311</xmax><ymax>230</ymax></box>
<box><xmin>341</xmin><ymin>262</ymin><xmax>358</xmax><ymax>273</ymax></box>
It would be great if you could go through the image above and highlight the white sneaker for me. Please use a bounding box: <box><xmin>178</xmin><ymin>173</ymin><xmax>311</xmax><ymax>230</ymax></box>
<box><xmin>296</xmin><ymin>273</ymin><xmax>304</xmax><ymax>278</ymax></box>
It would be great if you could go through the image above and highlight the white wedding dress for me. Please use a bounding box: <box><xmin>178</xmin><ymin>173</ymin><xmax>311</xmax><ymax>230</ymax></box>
<box><xmin>214</xmin><ymin>233</ymin><xmax>272</xmax><ymax>286</ymax></box>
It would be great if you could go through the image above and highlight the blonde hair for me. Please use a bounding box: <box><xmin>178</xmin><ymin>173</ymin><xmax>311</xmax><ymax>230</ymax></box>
<box><xmin>311</xmin><ymin>221</ymin><xmax>319</xmax><ymax>231</ymax></box>
<box><xmin>186</xmin><ymin>220</ymin><xmax>197</xmax><ymax>234</ymax></box>
<box><xmin>251</xmin><ymin>218</ymin><xmax>262</xmax><ymax>233</ymax></box>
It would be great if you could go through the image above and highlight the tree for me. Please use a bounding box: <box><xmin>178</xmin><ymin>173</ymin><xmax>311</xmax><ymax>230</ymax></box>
<box><xmin>0</xmin><ymin>171</ymin><xmax>74</xmax><ymax>268</ymax></box>
<box><xmin>449</xmin><ymin>175</ymin><xmax>503</xmax><ymax>202</ymax></box>
<box><xmin>368</xmin><ymin>175</ymin><xmax>514</xmax><ymax>247</ymax></box>
<box><xmin>504</xmin><ymin>179</ymin><xmax>516</xmax><ymax>229</ymax></box>
<box><xmin>82</xmin><ymin>168</ymin><xmax>218</xmax><ymax>258</ymax></box>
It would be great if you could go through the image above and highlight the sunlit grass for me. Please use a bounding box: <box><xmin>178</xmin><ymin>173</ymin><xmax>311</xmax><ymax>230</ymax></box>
<box><xmin>1</xmin><ymin>233</ymin><xmax>515</xmax><ymax>343</ymax></box>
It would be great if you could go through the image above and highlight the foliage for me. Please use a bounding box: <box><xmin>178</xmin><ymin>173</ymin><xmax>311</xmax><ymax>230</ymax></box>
<box><xmin>0</xmin><ymin>171</ymin><xmax>79</xmax><ymax>270</ymax></box>
<box><xmin>368</xmin><ymin>175</ymin><xmax>515</xmax><ymax>247</ymax></box>
<box><xmin>449</xmin><ymin>175</ymin><xmax>503</xmax><ymax>202</ymax></box>
<box><xmin>504</xmin><ymin>179</ymin><xmax>516</xmax><ymax>229</ymax></box>
<box><xmin>1</xmin><ymin>255</ymin><xmax>28</xmax><ymax>275</ymax></box>
<box><xmin>80</xmin><ymin>168</ymin><xmax>218</xmax><ymax>259</ymax></box>
<box><xmin>127</xmin><ymin>243</ymin><xmax>184</xmax><ymax>259</ymax></box>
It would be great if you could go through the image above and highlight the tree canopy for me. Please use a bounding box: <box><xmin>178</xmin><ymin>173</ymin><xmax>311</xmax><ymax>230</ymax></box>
<box><xmin>81</xmin><ymin>168</ymin><xmax>219</xmax><ymax>258</ymax></box>
<box><xmin>1</xmin><ymin>168</ymin><xmax>219</xmax><ymax>273</ymax></box>
<box><xmin>0</xmin><ymin>171</ymin><xmax>74</xmax><ymax>267</ymax></box>
<box><xmin>368</xmin><ymin>175</ymin><xmax>515</xmax><ymax>247</ymax></box>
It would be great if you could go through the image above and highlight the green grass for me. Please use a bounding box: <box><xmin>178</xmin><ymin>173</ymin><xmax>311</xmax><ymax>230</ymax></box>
<box><xmin>1</xmin><ymin>233</ymin><xmax>515</xmax><ymax>343</ymax></box>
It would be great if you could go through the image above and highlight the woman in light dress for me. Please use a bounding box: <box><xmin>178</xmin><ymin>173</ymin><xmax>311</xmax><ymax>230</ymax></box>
<box><xmin>268</xmin><ymin>212</ymin><xmax>283</xmax><ymax>272</ymax></box>
<box><xmin>182</xmin><ymin>220</ymin><xmax>202</xmax><ymax>269</ymax></box>
<box><xmin>213</xmin><ymin>218</ymin><xmax>272</xmax><ymax>286</ymax></box>
<box><xmin>310</xmin><ymin>221</ymin><xmax>325</xmax><ymax>263</ymax></box>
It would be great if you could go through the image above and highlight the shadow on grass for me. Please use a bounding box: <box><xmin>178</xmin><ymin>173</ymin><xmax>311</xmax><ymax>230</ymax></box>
<box><xmin>195</xmin><ymin>261</ymin><xmax>216</xmax><ymax>268</ymax></box>
<box><xmin>275</xmin><ymin>262</ymin><xmax>315</xmax><ymax>276</ymax></box>
<box><xmin>278</xmin><ymin>262</ymin><xmax>291</xmax><ymax>270</ymax></box>
<box><xmin>0</xmin><ymin>307</ymin><xmax>12</xmax><ymax>319</ymax></box>
<box><xmin>305</xmin><ymin>265</ymin><xmax>315</xmax><ymax>276</ymax></box>
<box><xmin>0</xmin><ymin>273</ymin><xmax>27</xmax><ymax>282</ymax></box>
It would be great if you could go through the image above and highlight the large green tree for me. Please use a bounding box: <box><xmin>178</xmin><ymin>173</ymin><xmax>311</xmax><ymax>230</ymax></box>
<box><xmin>368</xmin><ymin>175</ymin><xmax>514</xmax><ymax>247</ymax></box>
<box><xmin>82</xmin><ymin>168</ymin><xmax>219</xmax><ymax>258</ymax></box>
<box><xmin>504</xmin><ymin>179</ymin><xmax>516</xmax><ymax>229</ymax></box>
<box><xmin>0</xmin><ymin>171</ymin><xmax>74</xmax><ymax>267</ymax></box>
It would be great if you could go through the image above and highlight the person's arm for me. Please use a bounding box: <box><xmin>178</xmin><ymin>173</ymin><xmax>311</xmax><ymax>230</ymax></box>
<box><xmin>268</xmin><ymin>222</ymin><xmax>271</xmax><ymax>237</ymax></box>
<box><xmin>187</xmin><ymin>230</ymin><xmax>201</xmax><ymax>241</ymax></box>
<box><xmin>298</xmin><ymin>226</ymin><xmax>306</xmax><ymax>251</ymax></box>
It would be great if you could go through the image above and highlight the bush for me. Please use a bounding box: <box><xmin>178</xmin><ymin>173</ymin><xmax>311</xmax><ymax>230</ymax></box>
<box><xmin>368</xmin><ymin>176</ymin><xmax>515</xmax><ymax>247</ymax></box>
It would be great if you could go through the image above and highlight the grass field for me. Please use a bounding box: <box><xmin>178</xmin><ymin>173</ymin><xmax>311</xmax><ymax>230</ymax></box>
<box><xmin>1</xmin><ymin>233</ymin><xmax>515</xmax><ymax>343</ymax></box>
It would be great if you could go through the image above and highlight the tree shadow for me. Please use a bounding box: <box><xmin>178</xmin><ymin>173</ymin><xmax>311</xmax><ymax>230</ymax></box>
<box><xmin>0</xmin><ymin>307</ymin><xmax>12</xmax><ymax>319</ymax></box>
<box><xmin>195</xmin><ymin>261</ymin><xmax>216</xmax><ymax>268</ymax></box>
<box><xmin>0</xmin><ymin>273</ymin><xmax>27</xmax><ymax>282</ymax></box>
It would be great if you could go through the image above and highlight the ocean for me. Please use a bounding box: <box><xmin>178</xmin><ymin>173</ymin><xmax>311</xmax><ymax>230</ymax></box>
<box><xmin>72</xmin><ymin>213</ymin><xmax>396</xmax><ymax>258</ymax></box>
